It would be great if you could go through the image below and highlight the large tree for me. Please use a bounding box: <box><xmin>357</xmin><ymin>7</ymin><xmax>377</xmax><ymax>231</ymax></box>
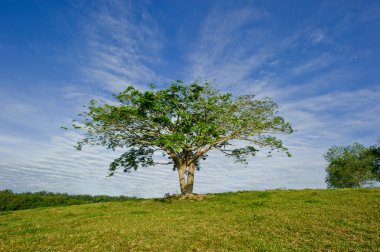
<box><xmin>324</xmin><ymin>143</ymin><xmax>380</xmax><ymax>188</ymax></box>
<box><xmin>72</xmin><ymin>81</ymin><xmax>293</xmax><ymax>195</ymax></box>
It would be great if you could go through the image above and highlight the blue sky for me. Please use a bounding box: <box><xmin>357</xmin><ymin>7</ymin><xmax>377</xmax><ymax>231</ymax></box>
<box><xmin>0</xmin><ymin>0</ymin><xmax>379</xmax><ymax>197</ymax></box>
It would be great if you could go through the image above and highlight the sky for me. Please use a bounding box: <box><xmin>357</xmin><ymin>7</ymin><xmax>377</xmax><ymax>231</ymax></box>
<box><xmin>0</xmin><ymin>0</ymin><xmax>379</xmax><ymax>198</ymax></box>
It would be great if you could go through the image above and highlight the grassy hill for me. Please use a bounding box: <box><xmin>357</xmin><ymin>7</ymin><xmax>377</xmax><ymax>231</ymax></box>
<box><xmin>0</xmin><ymin>188</ymin><xmax>379</xmax><ymax>251</ymax></box>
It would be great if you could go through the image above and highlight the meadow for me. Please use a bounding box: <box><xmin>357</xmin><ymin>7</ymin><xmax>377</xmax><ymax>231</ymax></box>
<box><xmin>0</xmin><ymin>188</ymin><xmax>379</xmax><ymax>251</ymax></box>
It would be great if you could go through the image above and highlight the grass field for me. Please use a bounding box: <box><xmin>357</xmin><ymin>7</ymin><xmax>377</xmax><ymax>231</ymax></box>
<box><xmin>0</xmin><ymin>188</ymin><xmax>379</xmax><ymax>251</ymax></box>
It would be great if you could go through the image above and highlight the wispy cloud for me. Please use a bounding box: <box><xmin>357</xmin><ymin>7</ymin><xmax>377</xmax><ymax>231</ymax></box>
<box><xmin>179</xmin><ymin>2</ymin><xmax>380</xmax><ymax>193</ymax></box>
<box><xmin>77</xmin><ymin>1</ymin><xmax>165</xmax><ymax>91</ymax></box>
<box><xmin>1</xmin><ymin>1</ymin><xmax>379</xmax><ymax>197</ymax></box>
<box><xmin>186</xmin><ymin>5</ymin><xmax>278</xmax><ymax>88</ymax></box>
<box><xmin>291</xmin><ymin>53</ymin><xmax>333</xmax><ymax>76</ymax></box>
<box><xmin>284</xmin><ymin>87</ymin><xmax>380</xmax><ymax>139</ymax></box>
<box><xmin>0</xmin><ymin>131</ymin><xmax>179</xmax><ymax>197</ymax></box>
<box><xmin>0</xmin><ymin>90</ymin><xmax>39</xmax><ymax>123</ymax></box>
<box><xmin>0</xmin><ymin>129</ymin><xmax>327</xmax><ymax>196</ymax></box>
<box><xmin>309</xmin><ymin>29</ymin><xmax>329</xmax><ymax>44</ymax></box>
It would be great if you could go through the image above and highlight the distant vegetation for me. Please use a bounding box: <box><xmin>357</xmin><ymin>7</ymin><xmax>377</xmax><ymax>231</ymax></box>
<box><xmin>0</xmin><ymin>190</ymin><xmax>135</xmax><ymax>211</ymax></box>
<box><xmin>325</xmin><ymin>143</ymin><xmax>380</xmax><ymax>188</ymax></box>
<box><xmin>0</xmin><ymin>188</ymin><xmax>378</xmax><ymax>251</ymax></box>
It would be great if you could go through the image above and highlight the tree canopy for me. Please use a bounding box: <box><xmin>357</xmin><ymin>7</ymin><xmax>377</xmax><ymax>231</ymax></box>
<box><xmin>324</xmin><ymin>143</ymin><xmax>380</xmax><ymax>188</ymax></box>
<box><xmin>72</xmin><ymin>80</ymin><xmax>293</xmax><ymax>195</ymax></box>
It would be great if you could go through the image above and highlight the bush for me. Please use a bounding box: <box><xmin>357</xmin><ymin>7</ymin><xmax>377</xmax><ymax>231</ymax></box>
<box><xmin>0</xmin><ymin>190</ymin><xmax>134</xmax><ymax>211</ymax></box>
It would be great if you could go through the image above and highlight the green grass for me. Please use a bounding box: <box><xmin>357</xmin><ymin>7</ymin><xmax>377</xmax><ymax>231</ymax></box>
<box><xmin>0</xmin><ymin>188</ymin><xmax>379</xmax><ymax>251</ymax></box>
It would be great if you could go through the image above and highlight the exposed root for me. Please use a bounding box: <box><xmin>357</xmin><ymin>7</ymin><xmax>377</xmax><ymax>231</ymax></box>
<box><xmin>163</xmin><ymin>193</ymin><xmax>213</xmax><ymax>201</ymax></box>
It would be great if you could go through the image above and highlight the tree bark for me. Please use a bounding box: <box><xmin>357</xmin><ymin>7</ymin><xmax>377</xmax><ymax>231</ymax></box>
<box><xmin>184</xmin><ymin>162</ymin><xmax>195</xmax><ymax>195</ymax></box>
<box><xmin>177</xmin><ymin>164</ymin><xmax>186</xmax><ymax>195</ymax></box>
<box><xmin>177</xmin><ymin>163</ymin><xmax>196</xmax><ymax>195</ymax></box>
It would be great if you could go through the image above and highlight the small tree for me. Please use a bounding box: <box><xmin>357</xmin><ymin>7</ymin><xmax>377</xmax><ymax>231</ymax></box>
<box><xmin>324</xmin><ymin>143</ymin><xmax>380</xmax><ymax>188</ymax></box>
<box><xmin>72</xmin><ymin>80</ymin><xmax>293</xmax><ymax>195</ymax></box>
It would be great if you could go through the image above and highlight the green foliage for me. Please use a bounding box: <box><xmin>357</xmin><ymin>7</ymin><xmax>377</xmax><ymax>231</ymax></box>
<box><xmin>0</xmin><ymin>190</ymin><xmax>134</xmax><ymax>211</ymax></box>
<box><xmin>72</xmin><ymin>80</ymin><xmax>293</xmax><ymax>178</ymax></box>
<box><xmin>324</xmin><ymin>143</ymin><xmax>380</xmax><ymax>188</ymax></box>
<box><xmin>0</xmin><ymin>189</ymin><xmax>379</xmax><ymax>251</ymax></box>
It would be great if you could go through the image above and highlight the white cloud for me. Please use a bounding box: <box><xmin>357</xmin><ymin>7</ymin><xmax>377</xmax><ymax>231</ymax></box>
<box><xmin>2</xmin><ymin>84</ymin><xmax>378</xmax><ymax>197</ymax></box>
<box><xmin>186</xmin><ymin>6</ymin><xmax>276</xmax><ymax>87</ymax></box>
<box><xmin>0</xmin><ymin>131</ymin><xmax>179</xmax><ymax>197</ymax></box>
<box><xmin>2</xmin><ymin>1</ymin><xmax>379</xmax><ymax>197</ymax></box>
<box><xmin>285</xmin><ymin>87</ymin><xmax>380</xmax><ymax>144</ymax></box>
<box><xmin>77</xmin><ymin>1</ymin><xmax>165</xmax><ymax>92</ymax></box>
<box><xmin>0</xmin><ymin>129</ymin><xmax>327</xmax><ymax>197</ymax></box>
<box><xmin>309</xmin><ymin>29</ymin><xmax>327</xmax><ymax>44</ymax></box>
<box><xmin>0</xmin><ymin>90</ymin><xmax>40</xmax><ymax>123</ymax></box>
<box><xmin>291</xmin><ymin>53</ymin><xmax>333</xmax><ymax>75</ymax></box>
<box><xmin>177</xmin><ymin>3</ymin><xmax>380</xmax><ymax>195</ymax></box>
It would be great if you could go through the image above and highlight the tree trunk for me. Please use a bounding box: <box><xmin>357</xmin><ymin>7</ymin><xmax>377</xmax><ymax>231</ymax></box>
<box><xmin>184</xmin><ymin>163</ymin><xmax>195</xmax><ymax>195</ymax></box>
<box><xmin>177</xmin><ymin>163</ymin><xmax>196</xmax><ymax>196</ymax></box>
<box><xmin>177</xmin><ymin>164</ymin><xmax>186</xmax><ymax>195</ymax></box>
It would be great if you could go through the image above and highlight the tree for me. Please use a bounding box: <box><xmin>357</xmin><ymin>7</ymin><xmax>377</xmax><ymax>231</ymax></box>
<box><xmin>72</xmin><ymin>80</ymin><xmax>293</xmax><ymax>195</ymax></box>
<box><xmin>324</xmin><ymin>143</ymin><xmax>380</xmax><ymax>188</ymax></box>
